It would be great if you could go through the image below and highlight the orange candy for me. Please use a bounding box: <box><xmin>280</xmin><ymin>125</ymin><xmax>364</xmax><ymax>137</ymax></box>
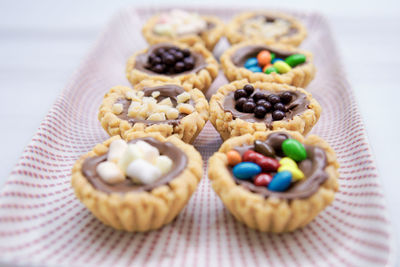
<box><xmin>226</xmin><ymin>150</ymin><xmax>242</xmax><ymax>166</ymax></box>
<box><xmin>257</xmin><ymin>50</ymin><xmax>271</xmax><ymax>66</ymax></box>
<box><xmin>262</xmin><ymin>64</ymin><xmax>273</xmax><ymax>72</ymax></box>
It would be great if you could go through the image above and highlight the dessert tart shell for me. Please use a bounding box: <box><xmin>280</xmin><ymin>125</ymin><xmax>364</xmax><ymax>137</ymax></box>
<box><xmin>209</xmin><ymin>79</ymin><xmax>321</xmax><ymax>140</ymax></box>
<box><xmin>71</xmin><ymin>132</ymin><xmax>203</xmax><ymax>232</ymax></box>
<box><xmin>207</xmin><ymin>130</ymin><xmax>339</xmax><ymax>233</ymax></box>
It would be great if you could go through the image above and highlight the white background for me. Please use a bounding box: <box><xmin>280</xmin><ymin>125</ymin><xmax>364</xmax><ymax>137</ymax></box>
<box><xmin>0</xmin><ymin>0</ymin><xmax>399</xmax><ymax>265</ymax></box>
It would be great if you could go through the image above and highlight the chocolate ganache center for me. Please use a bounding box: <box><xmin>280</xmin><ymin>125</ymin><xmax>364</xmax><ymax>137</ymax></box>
<box><xmin>82</xmin><ymin>137</ymin><xmax>188</xmax><ymax>194</ymax></box>
<box><xmin>222</xmin><ymin>89</ymin><xmax>309</xmax><ymax>129</ymax></box>
<box><xmin>231</xmin><ymin>44</ymin><xmax>306</xmax><ymax>67</ymax></box>
<box><xmin>135</xmin><ymin>43</ymin><xmax>207</xmax><ymax>77</ymax></box>
<box><xmin>231</xmin><ymin>132</ymin><xmax>328</xmax><ymax>199</ymax></box>
<box><xmin>116</xmin><ymin>84</ymin><xmax>193</xmax><ymax>127</ymax></box>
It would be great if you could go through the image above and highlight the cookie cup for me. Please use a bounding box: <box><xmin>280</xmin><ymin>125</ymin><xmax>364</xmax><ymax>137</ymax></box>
<box><xmin>126</xmin><ymin>42</ymin><xmax>219</xmax><ymax>92</ymax></box>
<box><xmin>99</xmin><ymin>82</ymin><xmax>209</xmax><ymax>143</ymax></box>
<box><xmin>142</xmin><ymin>15</ymin><xmax>224</xmax><ymax>51</ymax></box>
<box><xmin>221</xmin><ymin>42</ymin><xmax>315</xmax><ymax>88</ymax></box>
<box><xmin>208</xmin><ymin>130</ymin><xmax>339</xmax><ymax>233</ymax></box>
<box><xmin>209</xmin><ymin>79</ymin><xmax>321</xmax><ymax>140</ymax></box>
<box><xmin>71</xmin><ymin>132</ymin><xmax>203</xmax><ymax>232</ymax></box>
<box><xmin>226</xmin><ymin>11</ymin><xmax>307</xmax><ymax>46</ymax></box>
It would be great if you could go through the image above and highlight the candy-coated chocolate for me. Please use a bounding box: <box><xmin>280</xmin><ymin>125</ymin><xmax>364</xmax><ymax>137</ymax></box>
<box><xmin>279</xmin><ymin>157</ymin><xmax>297</xmax><ymax>167</ymax></box>
<box><xmin>271</xmin><ymin>58</ymin><xmax>283</xmax><ymax>64</ymax></box>
<box><xmin>233</xmin><ymin>162</ymin><xmax>261</xmax><ymax>180</ymax></box>
<box><xmin>273</xmin><ymin>61</ymin><xmax>292</xmax><ymax>74</ymax></box>
<box><xmin>268</xmin><ymin>171</ymin><xmax>292</xmax><ymax>192</ymax></box>
<box><xmin>278</xmin><ymin>165</ymin><xmax>304</xmax><ymax>180</ymax></box>
<box><xmin>254</xmin><ymin>140</ymin><xmax>275</xmax><ymax>157</ymax></box>
<box><xmin>248</xmin><ymin>66</ymin><xmax>263</xmax><ymax>72</ymax></box>
<box><xmin>244</xmin><ymin>57</ymin><xmax>258</xmax><ymax>68</ymax></box>
<box><xmin>243</xmin><ymin>150</ymin><xmax>264</xmax><ymax>163</ymax></box>
<box><xmin>285</xmin><ymin>54</ymin><xmax>306</xmax><ymax>67</ymax></box>
<box><xmin>226</xmin><ymin>150</ymin><xmax>242</xmax><ymax>166</ymax></box>
<box><xmin>254</xmin><ymin>173</ymin><xmax>273</xmax><ymax>186</ymax></box>
<box><xmin>282</xmin><ymin>139</ymin><xmax>307</xmax><ymax>161</ymax></box>
<box><xmin>265</xmin><ymin>66</ymin><xmax>278</xmax><ymax>74</ymax></box>
<box><xmin>255</xmin><ymin>157</ymin><xmax>280</xmax><ymax>172</ymax></box>
<box><xmin>262</xmin><ymin>64</ymin><xmax>273</xmax><ymax>73</ymax></box>
<box><xmin>257</xmin><ymin>50</ymin><xmax>271</xmax><ymax>66</ymax></box>
<box><xmin>270</xmin><ymin>53</ymin><xmax>276</xmax><ymax>61</ymax></box>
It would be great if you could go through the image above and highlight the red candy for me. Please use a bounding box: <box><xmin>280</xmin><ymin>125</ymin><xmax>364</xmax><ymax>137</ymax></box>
<box><xmin>254</xmin><ymin>173</ymin><xmax>273</xmax><ymax>186</ymax></box>
<box><xmin>256</xmin><ymin>157</ymin><xmax>280</xmax><ymax>172</ymax></box>
<box><xmin>242</xmin><ymin>150</ymin><xmax>263</xmax><ymax>163</ymax></box>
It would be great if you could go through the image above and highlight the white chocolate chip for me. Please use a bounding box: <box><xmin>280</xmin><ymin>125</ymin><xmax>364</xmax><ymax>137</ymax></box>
<box><xmin>136</xmin><ymin>140</ymin><xmax>159</xmax><ymax>164</ymax></box>
<box><xmin>147</xmin><ymin>112</ymin><xmax>166</xmax><ymax>121</ymax></box>
<box><xmin>158</xmin><ymin>97</ymin><xmax>173</xmax><ymax>107</ymax></box>
<box><xmin>96</xmin><ymin>161</ymin><xmax>125</xmax><ymax>184</ymax></box>
<box><xmin>137</xmin><ymin>91</ymin><xmax>144</xmax><ymax>98</ymax></box>
<box><xmin>156</xmin><ymin>155</ymin><xmax>173</xmax><ymax>174</ymax></box>
<box><xmin>112</xmin><ymin>103</ymin><xmax>123</xmax><ymax>115</ymax></box>
<box><xmin>107</xmin><ymin>139</ymin><xmax>128</xmax><ymax>162</ymax></box>
<box><xmin>155</xmin><ymin>104</ymin><xmax>171</xmax><ymax>114</ymax></box>
<box><xmin>177</xmin><ymin>103</ymin><xmax>195</xmax><ymax>114</ymax></box>
<box><xmin>126</xmin><ymin>159</ymin><xmax>162</xmax><ymax>184</ymax></box>
<box><xmin>118</xmin><ymin>144</ymin><xmax>143</xmax><ymax>173</ymax></box>
<box><xmin>151</xmin><ymin>91</ymin><xmax>161</xmax><ymax>98</ymax></box>
<box><xmin>125</xmin><ymin>91</ymin><xmax>136</xmax><ymax>100</ymax></box>
<box><xmin>177</xmin><ymin>92</ymin><xmax>191</xmax><ymax>103</ymax></box>
<box><xmin>166</xmin><ymin>108</ymin><xmax>179</xmax><ymax>119</ymax></box>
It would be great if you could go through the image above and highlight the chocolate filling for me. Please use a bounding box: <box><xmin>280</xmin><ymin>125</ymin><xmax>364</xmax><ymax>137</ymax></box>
<box><xmin>241</xmin><ymin>15</ymin><xmax>298</xmax><ymax>38</ymax></box>
<box><xmin>222</xmin><ymin>89</ymin><xmax>309</xmax><ymax>129</ymax></box>
<box><xmin>231</xmin><ymin>44</ymin><xmax>307</xmax><ymax>68</ymax></box>
<box><xmin>116</xmin><ymin>84</ymin><xmax>193</xmax><ymax>127</ymax></box>
<box><xmin>81</xmin><ymin>137</ymin><xmax>188</xmax><ymax>194</ymax></box>
<box><xmin>135</xmin><ymin>43</ymin><xmax>207</xmax><ymax>77</ymax></box>
<box><xmin>231</xmin><ymin>132</ymin><xmax>328</xmax><ymax>200</ymax></box>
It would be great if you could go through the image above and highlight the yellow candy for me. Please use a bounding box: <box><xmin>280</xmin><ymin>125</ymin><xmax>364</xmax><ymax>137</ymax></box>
<box><xmin>273</xmin><ymin>60</ymin><xmax>292</xmax><ymax>74</ymax></box>
<box><xmin>279</xmin><ymin>157</ymin><xmax>297</xmax><ymax>168</ymax></box>
<box><xmin>278</xmin><ymin>165</ymin><xmax>304</xmax><ymax>181</ymax></box>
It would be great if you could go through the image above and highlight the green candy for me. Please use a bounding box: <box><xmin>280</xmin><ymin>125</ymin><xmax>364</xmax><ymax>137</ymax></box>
<box><xmin>285</xmin><ymin>54</ymin><xmax>306</xmax><ymax>67</ymax></box>
<box><xmin>281</xmin><ymin>139</ymin><xmax>307</xmax><ymax>161</ymax></box>
<box><xmin>265</xmin><ymin>66</ymin><xmax>278</xmax><ymax>74</ymax></box>
<box><xmin>270</xmin><ymin>53</ymin><xmax>276</xmax><ymax>61</ymax></box>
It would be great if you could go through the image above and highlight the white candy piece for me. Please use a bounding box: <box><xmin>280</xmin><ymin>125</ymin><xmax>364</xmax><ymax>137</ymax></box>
<box><xmin>126</xmin><ymin>159</ymin><xmax>162</xmax><ymax>184</ymax></box>
<box><xmin>156</xmin><ymin>155</ymin><xmax>173</xmax><ymax>174</ymax></box>
<box><xmin>107</xmin><ymin>139</ymin><xmax>128</xmax><ymax>162</ymax></box>
<box><xmin>136</xmin><ymin>141</ymin><xmax>159</xmax><ymax>164</ymax></box>
<box><xmin>118</xmin><ymin>144</ymin><xmax>143</xmax><ymax>173</ymax></box>
<box><xmin>96</xmin><ymin>161</ymin><xmax>125</xmax><ymax>184</ymax></box>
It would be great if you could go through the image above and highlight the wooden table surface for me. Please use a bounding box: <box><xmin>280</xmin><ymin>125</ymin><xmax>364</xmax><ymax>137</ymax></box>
<box><xmin>0</xmin><ymin>0</ymin><xmax>399</xmax><ymax>265</ymax></box>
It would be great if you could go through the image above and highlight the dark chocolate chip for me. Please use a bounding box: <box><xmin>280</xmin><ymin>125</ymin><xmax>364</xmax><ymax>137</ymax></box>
<box><xmin>174</xmin><ymin>51</ymin><xmax>184</xmax><ymax>61</ymax></box>
<box><xmin>234</xmin><ymin>89</ymin><xmax>247</xmax><ymax>100</ymax></box>
<box><xmin>156</xmin><ymin>48</ymin><xmax>165</xmax><ymax>56</ymax></box>
<box><xmin>272</xmin><ymin>110</ymin><xmax>285</xmax><ymax>120</ymax></box>
<box><xmin>261</xmin><ymin>100</ymin><xmax>272</xmax><ymax>111</ymax></box>
<box><xmin>253</xmin><ymin>92</ymin><xmax>267</xmax><ymax>102</ymax></box>
<box><xmin>153</xmin><ymin>64</ymin><xmax>165</xmax><ymax>73</ymax></box>
<box><xmin>163</xmin><ymin>53</ymin><xmax>176</xmax><ymax>65</ymax></box>
<box><xmin>182</xmin><ymin>48</ymin><xmax>191</xmax><ymax>57</ymax></box>
<box><xmin>274</xmin><ymin>102</ymin><xmax>286</xmax><ymax>111</ymax></box>
<box><xmin>243</xmin><ymin>84</ymin><xmax>254</xmax><ymax>96</ymax></box>
<box><xmin>267</xmin><ymin>94</ymin><xmax>281</xmax><ymax>104</ymax></box>
<box><xmin>243</xmin><ymin>101</ymin><xmax>256</xmax><ymax>113</ymax></box>
<box><xmin>174</xmin><ymin>62</ymin><xmax>185</xmax><ymax>72</ymax></box>
<box><xmin>235</xmin><ymin>97</ymin><xmax>247</xmax><ymax>111</ymax></box>
<box><xmin>280</xmin><ymin>91</ymin><xmax>293</xmax><ymax>104</ymax></box>
<box><xmin>184</xmin><ymin>57</ymin><xmax>195</xmax><ymax>69</ymax></box>
<box><xmin>254</xmin><ymin>105</ymin><xmax>267</xmax><ymax>118</ymax></box>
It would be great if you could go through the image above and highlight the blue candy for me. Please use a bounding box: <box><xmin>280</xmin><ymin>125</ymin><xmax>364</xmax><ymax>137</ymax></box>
<box><xmin>244</xmin><ymin>57</ymin><xmax>258</xmax><ymax>68</ymax></box>
<box><xmin>268</xmin><ymin>171</ymin><xmax>292</xmax><ymax>192</ymax></box>
<box><xmin>232</xmin><ymin>162</ymin><xmax>261</xmax><ymax>180</ymax></box>
<box><xmin>271</xmin><ymin>58</ymin><xmax>284</xmax><ymax>64</ymax></box>
<box><xmin>248</xmin><ymin>66</ymin><xmax>263</xmax><ymax>73</ymax></box>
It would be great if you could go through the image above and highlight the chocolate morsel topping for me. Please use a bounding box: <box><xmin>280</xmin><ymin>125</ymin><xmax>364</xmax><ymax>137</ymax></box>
<box><xmin>222</xmin><ymin>89</ymin><xmax>309</xmax><ymax>129</ymax></box>
<box><xmin>81</xmin><ymin>137</ymin><xmax>188</xmax><ymax>194</ymax></box>
<box><xmin>241</xmin><ymin>15</ymin><xmax>298</xmax><ymax>38</ymax></box>
<box><xmin>135</xmin><ymin>43</ymin><xmax>207</xmax><ymax>77</ymax></box>
<box><xmin>116</xmin><ymin>84</ymin><xmax>193</xmax><ymax>127</ymax></box>
<box><xmin>231</xmin><ymin>44</ymin><xmax>306</xmax><ymax>68</ymax></box>
<box><xmin>231</xmin><ymin>132</ymin><xmax>328</xmax><ymax>200</ymax></box>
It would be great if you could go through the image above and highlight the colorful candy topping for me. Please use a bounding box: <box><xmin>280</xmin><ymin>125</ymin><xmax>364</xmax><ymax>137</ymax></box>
<box><xmin>153</xmin><ymin>9</ymin><xmax>208</xmax><ymax>37</ymax></box>
<box><xmin>146</xmin><ymin>46</ymin><xmax>195</xmax><ymax>74</ymax></box>
<box><xmin>244</xmin><ymin>50</ymin><xmax>306</xmax><ymax>74</ymax></box>
<box><xmin>242</xmin><ymin>17</ymin><xmax>291</xmax><ymax>39</ymax></box>
<box><xmin>96</xmin><ymin>139</ymin><xmax>173</xmax><ymax>185</ymax></box>
<box><xmin>233</xmin><ymin>84</ymin><xmax>295</xmax><ymax>121</ymax></box>
<box><xmin>227</xmin><ymin>138</ymin><xmax>307</xmax><ymax>192</ymax></box>
<box><xmin>113</xmin><ymin>90</ymin><xmax>193</xmax><ymax>121</ymax></box>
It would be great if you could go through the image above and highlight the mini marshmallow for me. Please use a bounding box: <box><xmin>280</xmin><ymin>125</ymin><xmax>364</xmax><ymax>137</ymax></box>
<box><xmin>156</xmin><ymin>155</ymin><xmax>173</xmax><ymax>174</ymax></box>
<box><xmin>107</xmin><ymin>139</ymin><xmax>128</xmax><ymax>162</ymax></box>
<box><xmin>96</xmin><ymin>161</ymin><xmax>125</xmax><ymax>184</ymax></box>
<box><xmin>126</xmin><ymin>159</ymin><xmax>162</xmax><ymax>184</ymax></box>
<box><xmin>118</xmin><ymin>144</ymin><xmax>143</xmax><ymax>173</ymax></box>
<box><xmin>136</xmin><ymin>140</ymin><xmax>159</xmax><ymax>164</ymax></box>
